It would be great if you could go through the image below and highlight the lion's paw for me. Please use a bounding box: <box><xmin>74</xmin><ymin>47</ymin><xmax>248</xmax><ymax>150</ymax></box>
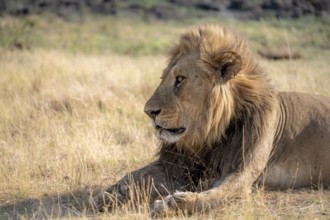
<box><xmin>90</xmin><ymin>191</ymin><xmax>111</xmax><ymax>212</ymax></box>
<box><xmin>151</xmin><ymin>191</ymin><xmax>198</xmax><ymax>217</ymax></box>
<box><xmin>90</xmin><ymin>184</ymin><xmax>129</xmax><ymax>212</ymax></box>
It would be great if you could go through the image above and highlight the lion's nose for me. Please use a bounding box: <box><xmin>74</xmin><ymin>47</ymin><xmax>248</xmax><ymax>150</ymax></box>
<box><xmin>144</xmin><ymin>108</ymin><xmax>161</xmax><ymax>119</ymax></box>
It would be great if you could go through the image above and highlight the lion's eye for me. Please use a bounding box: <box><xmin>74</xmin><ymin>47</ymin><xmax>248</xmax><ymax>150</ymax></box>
<box><xmin>174</xmin><ymin>76</ymin><xmax>185</xmax><ymax>90</ymax></box>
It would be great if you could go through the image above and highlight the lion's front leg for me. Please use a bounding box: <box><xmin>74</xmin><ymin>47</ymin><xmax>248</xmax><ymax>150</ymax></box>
<box><xmin>152</xmin><ymin>128</ymin><xmax>277</xmax><ymax>216</ymax></box>
<box><xmin>151</xmin><ymin>173</ymin><xmax>252</xmax><ymax>217</ymax></box>
<box><xmin>91</xmin><ymin>160</ymin><xmax>185</xmax><ymax>212</ymax></box>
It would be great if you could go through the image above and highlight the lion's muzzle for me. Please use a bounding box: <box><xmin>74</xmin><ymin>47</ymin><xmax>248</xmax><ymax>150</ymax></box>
<box><xmin>150</xmin><ymin>119</ymin><xmax>186</xmax><ymax>143</ymax></box>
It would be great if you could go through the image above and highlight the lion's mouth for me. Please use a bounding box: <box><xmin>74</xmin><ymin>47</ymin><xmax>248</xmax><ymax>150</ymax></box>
<box><xmin>156</xmin><ymin>125</ymin><xmax>186</xmax><ymax>135</ymax></box>
<box><xmin>151</xmin><ymin>121</ymin><xmax>186</xmax><ymax>143</ymax></box>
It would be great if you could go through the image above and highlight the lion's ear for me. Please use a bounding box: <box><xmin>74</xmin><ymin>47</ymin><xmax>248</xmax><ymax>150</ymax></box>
<box><xmin>213</xmin><ymin>51</ymin><xmax>242</xmax><ymax>83</ymax></box>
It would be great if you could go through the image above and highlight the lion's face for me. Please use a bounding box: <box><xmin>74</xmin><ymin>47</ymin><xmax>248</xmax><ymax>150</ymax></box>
<box><xmin>144</xmin><ymin>50</ymin><xmax>242</xmax><ymax>146</ymax></box>
<box><xmin>144</xmin><ymin>52</ymin><xmax>212</xmax><ymax>144</ymax></box>
<box><xmin>144</xmin><ymin>26</ymin><xmax>246</xmax><ymax>146</ymax></box>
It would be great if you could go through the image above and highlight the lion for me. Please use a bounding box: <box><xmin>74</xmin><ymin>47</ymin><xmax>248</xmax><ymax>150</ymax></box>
<box><xmin>92</xmin><ymin>24</ymin><xmax>330</xmax><ymax>216</ymax></box>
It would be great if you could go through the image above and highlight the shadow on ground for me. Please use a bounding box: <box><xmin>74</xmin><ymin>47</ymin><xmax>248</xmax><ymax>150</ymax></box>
<box><xmin>0</xmin><ymin>187</ymin><xmax>100</xmax><ymax>220</ymax></box>
<box><xmin>1</xmin><ymin>188</ymin><xmax>329</xmax><ymax>219</ymax></box>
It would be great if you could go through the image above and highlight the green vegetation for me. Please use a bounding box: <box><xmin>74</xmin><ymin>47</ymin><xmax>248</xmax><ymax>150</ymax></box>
<box><xmin>0</xmin><ymin>15</ymin><xmax>329</xmax><ymax>55</ymax></box>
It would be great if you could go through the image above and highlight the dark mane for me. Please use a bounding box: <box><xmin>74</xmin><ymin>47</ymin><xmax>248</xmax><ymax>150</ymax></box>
<box><xmin>158</xmin><ymin>86</ymin><xmax>277</xmax><ymax>189</ymax></box>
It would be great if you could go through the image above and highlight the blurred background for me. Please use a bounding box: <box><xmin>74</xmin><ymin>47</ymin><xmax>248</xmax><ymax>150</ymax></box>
<box><xmin>1</xmin><ymin>0</ymin><xmax>330</xmax><ymax>19</ymax></box>
<box><xmin>0</xmin><ymin>0</ymin><xmax>330</xmax><ymax>55</ymax></box>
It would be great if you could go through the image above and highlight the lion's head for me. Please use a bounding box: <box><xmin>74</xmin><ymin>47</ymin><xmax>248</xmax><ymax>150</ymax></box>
<box><xmin>144</xmin><ymin>24</ymin><xmax>275</xmax><ymax>152</ymax></box>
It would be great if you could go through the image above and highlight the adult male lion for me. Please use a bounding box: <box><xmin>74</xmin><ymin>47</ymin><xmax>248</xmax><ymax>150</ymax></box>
<box><xmin>93</xmin><ymin>24</ymin><xmax>330</xmax><ymax>216</ymax></box>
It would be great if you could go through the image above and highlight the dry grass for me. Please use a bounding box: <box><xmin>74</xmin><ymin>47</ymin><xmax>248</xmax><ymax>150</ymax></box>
<box><xmin>0</xmin><ymin>49</ymin><xmax>164</xmax><ymax>219</ymax></box>
<box><xmin>0</xmin><ymin>15</ymin><xmax>330</xmax><ymax>219</ymax></box>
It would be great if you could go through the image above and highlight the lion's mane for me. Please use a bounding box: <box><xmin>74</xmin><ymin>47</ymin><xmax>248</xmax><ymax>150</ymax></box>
<box><xmin>158</xmin><ymin>25</ymin><xmax>278</xmax><ymax>187</ymax></box>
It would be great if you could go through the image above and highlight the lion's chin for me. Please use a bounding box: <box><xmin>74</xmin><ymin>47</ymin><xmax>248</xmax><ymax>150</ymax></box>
<box><xmin>151</xmin><ymin>120</ymin><xmax>186</xmax><ymax>143</ymax></box>
<box><xmin>156</xmin><ymin>127</ymin><xmax>186</xmax><ymax>143</ymax></box>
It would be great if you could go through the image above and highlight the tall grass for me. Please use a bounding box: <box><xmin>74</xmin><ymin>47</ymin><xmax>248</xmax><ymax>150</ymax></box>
<box><xmin>0</xmin><ymin>15</ymin><xmax>329</xmax><ymax>219</ymax></box>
